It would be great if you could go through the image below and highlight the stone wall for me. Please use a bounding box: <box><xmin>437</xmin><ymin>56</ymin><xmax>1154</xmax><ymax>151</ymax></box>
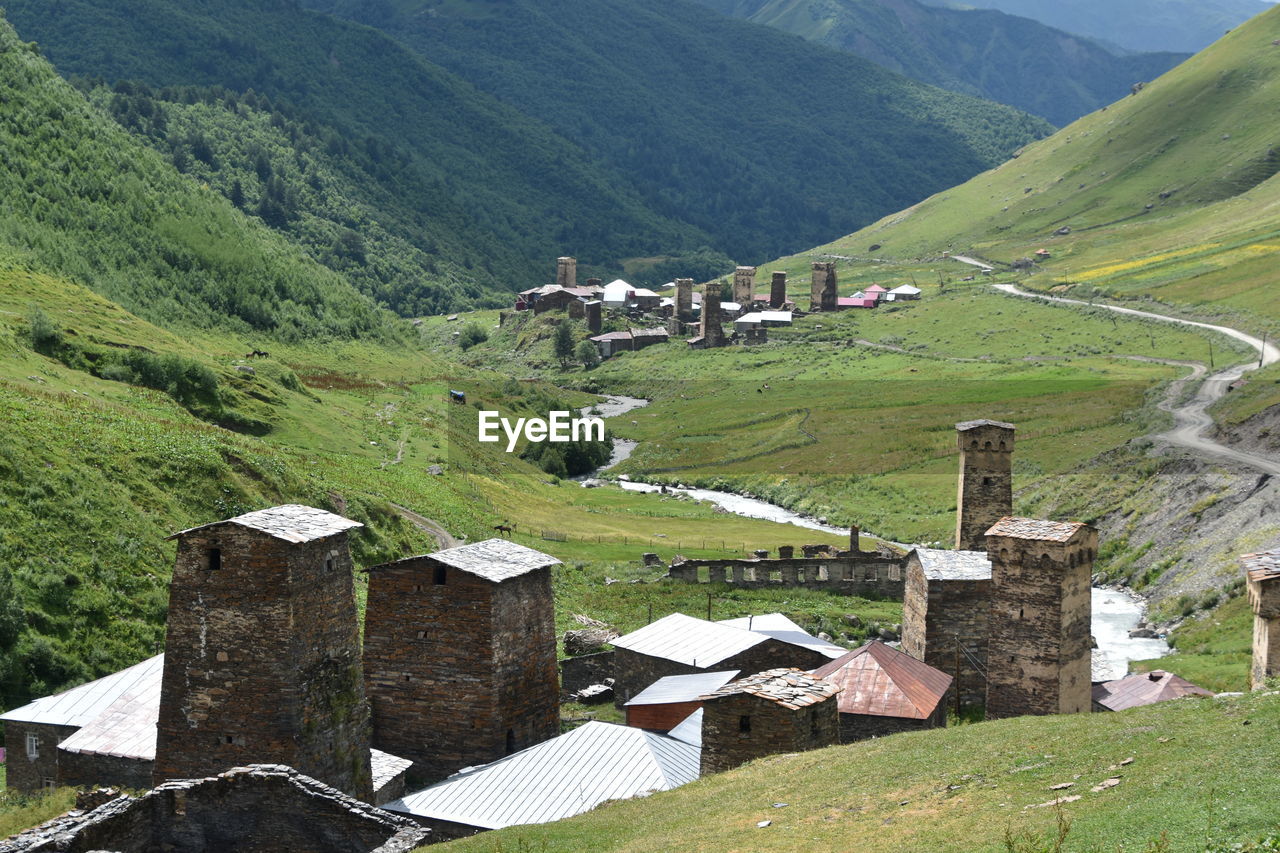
<box><xmin>733</xmin><ymin>266</ymin><xmax>756</xmax><ymax>306</ymax></box>
<box><xmin>700</xmin><ymin>692</ymin><xmax>839</xmax><ymax>775</ymax></box>
<box><xmin>837</xmin><ymin>705</ymin><xmax>945</xmax><ymax>743</ymax></box>
<box><xmin>901</xmin><ymin>561</ymin><xmax>990</xmax><ymax>710</ymax></box>
<box><xmin>770</xmin><ymin>272</ymin><xmax>787</xmax><ymax>308</ymax></box>
<box><xmin>363</xmin><ymin>556</ymin><xmax>558</xmax><ymax>784</ymax></box>
<box><xmin>556</xmin><ymin>256</ymin><xmax>577</xmax><ymax>288</ymax></box>
<box><xmin>667</xmin><ymin>553</ymin><xmax>905</xmax><ymax>599</ymax></box>
<box><xmin>613</xmin><ymin>640</ymin><xmax>832</xmax><ymax>707</ymax></box>
<box><xmin>59</xmin><ymin>750</ymin><xmax>154</xmax><ymax>791</ymax></box>
<box><xmin>1246</xmin><ymin>567</ymin><xmax>1280</xmax><ymax>690</ymax></box>
<box><xmin>154</xmin><ymin>526</ymin><xmax>372</xmax><ymax>799</ymax></box>
<box><xmin>954</xmin><ymin>421</ymin><xmax>1014</xmax><ymax>551</ymax></box>
<box><xmin>700</xmin><ymin>281</ymin><xmax>725</xmax><ymax>347</ymax></box>
<box><xmin>809</xmin><ymin>262</ymin><xmax>837</xmax><ymax>312</ymax></box>
<box><xmin>0</xmin><ymin>764</ymin><xmax>428</xmax><ymax>853</ymax></box>
<box><xmin>985</xmin><ymin>531</ymin><xmax>1095</xmax><ymax>719</ymax></box>
<box><xmin>3</xmin><ymin>721</ymin><xmax>77</xmax><ymax>793</ymax></box>
<box><xmin>561</xmin><ymin>651</ymin><xmax>615</xmax><ymax>698</ymax></box>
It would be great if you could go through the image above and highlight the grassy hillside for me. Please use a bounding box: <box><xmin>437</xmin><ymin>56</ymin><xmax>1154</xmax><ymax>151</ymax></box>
<box><xmin>434</xmin><ymin>691</ymin><xmax>1280</xmax><ymax>852</ymax></box>
<box><xmin>301</xmin><ymin>0</ymin><xmax>1051</xmax><ymax>266</ymax></box>
<box><xmin>694</xmin><ymin>0</ymin><xmax>1185</xmax><ymax>126</ymax></box>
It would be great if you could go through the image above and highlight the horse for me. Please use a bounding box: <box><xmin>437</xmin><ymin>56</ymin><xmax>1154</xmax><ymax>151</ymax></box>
<box><xmin>493</xmin><ymin>523</ymin><xmax>514</xmax><ymax>538</ymax></box>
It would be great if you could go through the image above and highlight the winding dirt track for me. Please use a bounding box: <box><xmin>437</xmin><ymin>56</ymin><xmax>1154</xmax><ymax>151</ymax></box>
<box><xmin>992</xmin><ymin>283</ymin><xmax>1280</xmax><ymax>476</ymax></box>
<box><xmin>392</xmin><ymin>503</ymin><xmax>460</xmax><ymax>550</ymax></box>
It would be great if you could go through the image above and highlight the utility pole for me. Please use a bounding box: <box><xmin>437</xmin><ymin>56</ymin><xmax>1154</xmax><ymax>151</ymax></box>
<box><xmin>954</xmin><ymin>635</ymin><xmax>962</xmax><ymax>718</ymax></box>
<box><xmin>707</xmin><ymin>591</ymin><xmax>713</xmax><ymax>621</ymax></box>
<box><xmin>1261</xmin><ymin>331</ymin><xmax>1268</xmax><ymax>369</ymax></box>
<box><xmin>1209</xmin><ymin>339</ymin><xmax>1215</xmax><ymax>370</ymax></box>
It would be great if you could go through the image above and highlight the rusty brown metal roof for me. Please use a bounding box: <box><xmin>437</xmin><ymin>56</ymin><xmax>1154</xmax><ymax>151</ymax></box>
<box><xmin>1091</xmin><ymin>670</ymin><xmax>1214</xmax><ymax>712</ymax></box>
<box><xmin>985</xmin><ymin>516</ymin><xmax>1088</xmax><ymax>543</ymax></box>
<box><xmin>1242</xmin><ymin>549</ymin><xmax>1280</xmax><ymax>584</ymax></box>
<box><xmin>167</xmin><ymin>505</ymin><xmax>362</xmax><ymax>543</ymax></box>
<box><xmin>812</xmin><ymin>641</ymin><xmax>952</xmax><ymax>720</ymax></box>
<box><xmin>700</xmin><ymin>668</ymin><xmax>840</xmax><ymax>710</ymax></box>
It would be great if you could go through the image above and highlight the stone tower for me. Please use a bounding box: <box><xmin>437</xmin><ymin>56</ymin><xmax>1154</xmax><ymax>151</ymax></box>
<box><xmin>733</xmin><ymin>266</ymin><xmax>756</xmax><ymax>306</ymax></box>
<box><xmin>955</xmin><ymin>419</ymin><xmax>1015</xmax><ymax>551</ymax></box>
<box><xmin>700</xmin><ymin>280</ymin><xmax>725</xmax><ymax>347</ymax></box>
<box><xmin>585</xmin><ymin>300</ymin><xmax>603</xmax><ymax>334</ymax></box>
<box><xmin>810</xmin><ymin>262</ymin><xmax>837</xmax><ymax>312</ymax></box>
<box><xmin>984</xmin><ymin>517</ymin><xmax>1095</xmax><ymax>719</ymax></box>
<box><xmin>669</xmin><ymin>277</ymin><xmax>695</xmax><ymax>336</ymax></box>
<box><xmin>1243</xmin><ymin>549</ymin><xmax>1280</xmax><ymax>690</ymax></box>
<box><xmin>363</xmin><ymin>539</ymin><xmax>561</xmax><ymax>784</ymax></box>
<box><xmin>556</xmin><ymin>256</ymin><xmax>577</xmax><ymax>288</ymax></box>
<box><xmin>770</xmin><ymin>272</ymin><xmax>788</xmax><ymax>308</ymax></box>
<box><xmin>154</xmin><ymin>505</ymin><xmax>372</xmax><ymax>799</ymax></box>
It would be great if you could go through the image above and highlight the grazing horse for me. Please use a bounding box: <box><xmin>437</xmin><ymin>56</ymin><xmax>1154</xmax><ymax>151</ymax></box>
<box><xmin>493</xmin><ymin>523</ymin><xmax>514</xmax><ymax>538</ymax></box>
<box><xmin>245</xmin><ymin>349</ymin><xmax>270</xmax><ymax>358</ymax></box>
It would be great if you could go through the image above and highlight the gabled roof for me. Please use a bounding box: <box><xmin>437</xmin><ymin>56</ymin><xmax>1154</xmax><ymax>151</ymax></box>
<box><xmin>701</xmin><ymin>668</ymin><xmax>840</xmax><ymax>709</ymax></box>
<box><xmin>631</xmin><ymin>288</ymin><xmax>660</xmax><ymax>298</ymax></box>
<box><xmin>1242</xmin><ymin>548</ymin><xmax>1280</xmax><ymax>584</ymax></box>
<box><xmin>888</xmin><ymin>285</ymin><xmax>922</xmax><ymax>295</ymax></box>
<box><xmin>167</xmin><ymin>505</ymin><xmax>362</xmax><ymax>544</ymax></box>
<box><xmin>56</xmin><ymin>663</ymin><xmax>163</xmax><ymax>761</ymax></box>
<box><xmin>1092</xmin><ymin>670</ymin><xmax>1213</xmax><ymax>711</ymax></box>
<box><xmin>985</xmin><ymin>517</ymin><xmax>1088</xmax><ymax>543</ymax></box>
<box><xmin>909</xmin><ymin>547</ymin><xmax>992</xmax><ymax>581</ymax></box>
<box><xmin>812</xmin><ymin>641</ymin><xmax>951</xmax><ymax>720</ymax></box>
<box><xmin>385</xmin><ymin>722</ymin><xmax>698</xmax><ymax>830</ymax></box>
<box><xmin>624</xmin><ymin>671</ymin><xmax>740</xmax><ymax>707</ymax></box>
<box><xmin>864</xmin><ymin>285</ymin><xmax>887</xmax><ymax>293</ymax></box>
<box><xmin>717</xmin><ymin>613</ymin><xmax>845</xmax><ymax>659</ymax></box>
<box><xmin>1</xmin><ymin>654</ymin><xmax>164</xmax><ymax>728</ymax></box>
<box><xmin>426</xmin><ymin>538</ymin><xmax>560</xmax><ymax>582</ymax></box>
<box><xmin>956</xmin><ymin>418</ymin><xmax>1015</xmax><ymax>432</ymax></box>
<box><xmin>611</xmin><ymin>613</ymin><xmax>767</xmax><ymax>667</ymax></box>
<box><xmin>372</xmin><ymin>749</ymin><xmax>415</xmax><ymax>794</ymax></box>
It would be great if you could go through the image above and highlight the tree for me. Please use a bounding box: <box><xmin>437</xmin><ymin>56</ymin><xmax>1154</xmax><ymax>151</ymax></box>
<box><xmin>576</xmin><ymin>339</ymin><xmax>600</xmax><ymax>369</ymax></box>
<box><xmin>459</xmin><ymin>323</ymin><xmax>488</xmax><ymax>351</ymax></box>
<box><xmin>553</xmin><ymin>321</ymin><xmax>575</xmax><ymax>366</ymax></box>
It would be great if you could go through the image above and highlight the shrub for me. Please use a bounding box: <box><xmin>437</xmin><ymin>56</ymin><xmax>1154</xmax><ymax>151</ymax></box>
<box><xmin>459</xmin><ymin>323</ymin><xmax>489</xmax><ymax>351</ymax></box>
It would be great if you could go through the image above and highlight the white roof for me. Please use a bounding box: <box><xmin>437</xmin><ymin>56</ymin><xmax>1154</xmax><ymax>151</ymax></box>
<box><xmin>1</xmin><ymin>654</ymin><xmax>165</xmax><ymax>728</ymax></box>
<box><xmin>424</xmin><ymin>538</ymin><xmax>560</xmax><ymax>582</ymax></box>
<box><xmin>720</xmin><ymin>301</ymin><xmax>742</xmax><ymax>312</ymax></box>
<box><xmin>631</xmin><ymin>288</ymin><xmax>660</xmax><ymax>298</ymax></box>
<box><xmin>718</xmin><ymin>613</ymin><xmax>845</xmax><ymax>660</ymax></box>
<box><xmin>611</xmin><ymin>613</ymin><xmax>767</xmax><ymax>667</ymax></box>
<box><xmin>624</xmin><ymin>671</ymin><xmax>740</xmax><ymax>707</ymax></box>
<box><xmin>667</xmin><ymin>708</ymin><xmax>703</xmax><ymax>746</ymax></box>
<box><xmin>735</xmin><ymin>311</ymin><xmax>791</xmax><ymax>325</ymax></box>
<box><xmin>169</xmin><ymin>505</ymin><xmax>362</xmax><ymax>544</ymax></box>
<box><xmin>850</xmin><ymin>291</ymin><xmax>865</xmax><ymax>299</ymax></box>
<box><xmin>602</xmin><ymin>280</ymin><xmax>633</xmax><ymax>301</ymax></box>
<box><xmin>910</xmin><ymin>547</ymin><xmax>992</xmax><ymax>581</ymax></box>
<box><xmin>889</xmin><ymin>285</ymin><xmax>922</xmax><ymax>295</ymax></box>
<box><xmin>385</xmin><ymin>722</ymin><xmax>699</xmax><ymax>830</ymax></box>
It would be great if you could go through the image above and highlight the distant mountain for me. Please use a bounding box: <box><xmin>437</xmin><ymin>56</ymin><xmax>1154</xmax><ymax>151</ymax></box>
<box><xmin>693</xmin><ymin>0</ymin><xmax>1186</xmax><ymax>127</ymax></box>
<box><xmin>926</xmin><ymin>0</ymin><xmax>1274</xmax><ymax>53</ymax></box>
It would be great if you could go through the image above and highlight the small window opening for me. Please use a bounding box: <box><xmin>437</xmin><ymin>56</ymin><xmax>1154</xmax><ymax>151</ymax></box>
<box><xmin>26</xmin><ymin>733</ymin><xmax>39</xmax><ymax>759</ymax></box>
<box><xmin>434</xmin><ymin>565</ymin><xmax>447</xmax><ymax>585</ymax></box>
<box><xmin>413</xmin><ymin>584</ymin><xmax>423</xmax><ymax>593</ymax></box>
<box><xmin>403</xmin><ymin>674</ymin><xmax>412</xmax><ymax>682</ymax></box>
<box><xmin>416</xmin><ymin>630</ymin><xmax>426</xmax><ymax>640</ymax></box>
<box><xmin>1018</xmin><ymin>607</ymin><xmax>1024</xmax><ymax>620</ymax></box>
<box><xmin>982</xmin><ymin>477</ymin><xmax>992</xmax><ymax>486</ymax></box>
<box><xmin>207</xmin><ymin>548</ymin><xmax>221</xmax><ymax>571</ymax></box>
<box><xmin>324</xmin><ymin>557</ymin><xmax>334</xmax><ymax>573</ymax></box>
<box><xmin>739</xmin><ymin>715</ymin><xmax>752</xmax><ymax>733</ymax></box>
<box><xmin>42</xmin><ymin>778</ymin><xmax>56</xmax><ymax>790</ymax></box>
<box><xmin>506</xmin><ymin>729</ymin><xmax>516</xmax><ymax>755</ymax></box>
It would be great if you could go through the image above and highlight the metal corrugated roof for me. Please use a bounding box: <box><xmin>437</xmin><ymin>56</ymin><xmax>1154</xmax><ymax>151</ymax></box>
<box><xmin>1243</xmin><ymin>549</ymin><xmax>1280</xmax><ymax>584</ymax></box>
<box><xmin>717</xmin><ymin>614</ymin><xmax>846</xmax><ymax>659</ymax></box>
<box><xmin>1092</xmin><ymin>670</ymin><xmax>1214</xmax><ymax>711</ymax></box>
<box><xmin>611</xmin><ymin>614</ymin><xmax>767</xmax><ymax>667</ymax></box>
<box><xmin>985</xmin><ymin>517</ymin><xmax>1087</xmax><ymax>543</ymax></box>
<box><xmin>1</xmin><ymin>654</ymin><xmax>164</xmax><ymax>728</ymax></box>
<box><xmin>385</xmin><ymin>722</ymin><xmax>699</xmax><ymax>830</ymax></box>
<box><xmin>167</xmin><ymin>505</ymin><xmax>362</xmax><ymax>543</ymax></box>
<box><xmin>56</xmin><ymin>666</ymin><xmax>163</xmax><ymax>761</ymax></box>
<box><xmin>910</xmin><ymin>548</ymin><xmax>992</xmax><ymax>581</ymax></box>
<box><xmin>701</xmin><ymin>668</ymin><xmax>840</xmax><ymax>709</ymax></box>
<box><xmin>666</xmin><ymin>708</ymin><xmax>703</xmax><ymax>746</ymax></box>
<box><xmin>427</xmin><ymin>539</ymin><xmax>560</xmax><ymax>582</ymax></box>
<box><xmin>624</xmin><ymin>671</ymin><xmax>740</xmax><ymax>707</ymax></box>
<box><xmin>812</xmin><ymin>641</ymin><xmax>951</xmax><ymax>720</ymax></box>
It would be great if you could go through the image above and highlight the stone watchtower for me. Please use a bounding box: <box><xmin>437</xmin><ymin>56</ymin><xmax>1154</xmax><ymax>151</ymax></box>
<box><xmin>556</xmin><ymin>256</ymin><xmax>577</xmax><ymax>288</ymax></box>
<box><xmin>1243</xmin><ymin>549</ymin><xmax>1280</xmax><ymax>690</ymax></box>
<box><xmin>363</xmin><ymin>539</ymin><xmax>561</xmax><ymax>784</ymax></box>
<box><xmin>984</xmin><ymin>517</ymin><xmax>1095</xmax><ymax>719</ymax></box>
<box><xmin>154</xmin><ymin>505</ymin><xmax>372</xmax><ymax>799</ymax></box>
<box><xmin>700</xmin><ymin>280</ymin><xmax>725</xmax><ymax>347</ymax></box>
<box><xmin>770</xmin><ymin>272</ymin><xmax>788</xmax><ymax>308</ymax></box>
<box><xmin>669</xmin><ymin>277</ymin><xmax>695</xmax><ymax>337</ymax></box>
<box><xmin>955</xmin><ymin>420</ymin><xmax>1015</xmax><ymax>551</ymax></box>
<box><xmin>810</xmin><ymin>262</ymin><xmax>837</xmax><ymax>312</ymax></box>
<box><xmin>699</xmin><ymin>669</ymin><xmax>840</xmax><ymax>775</ymax></box>
<box><xmin>733</xmin><ymin>266</ymin><xmax>756</xmax><ymax>306</ymax></box>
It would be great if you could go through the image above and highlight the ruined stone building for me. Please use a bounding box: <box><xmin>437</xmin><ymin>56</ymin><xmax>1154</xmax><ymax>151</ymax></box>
<box><xmin>955</xmin><ymin>419</ymin><xmax>1014</xmax><ymax>551</ymax></box>
<box><xmin>154</xmin><ymin>506</ymin><xmax>373</xmax><ymax>800</ymax></box>
<box><xmin>901</xmin><ymin>547</ymin><xmax>991</xmax><ymax>709</ymax></box>
<box><xmin>698</xmin><ymin>669</ymin><xmax>840</xmax><ymax>775</ymax></box>
<box><xmin>1243</xmin><ymin>548</ymin><xmax>1280</xmax><ymax>690</ymax></box>
<box><xmin>984</xmin><ymin>517</ymin><xmax>1095</xmax><ymax>719</ymax></box>
<box><xmin>363</xmin><ymin>539</ymin><xmax>561</xmax><ymax>784</ymax></box>
<box><xmin>810</xmin><ymin>261</ymin><xmax>837</xmax><ymax>312</ymax></box>
<box><xmin>733</xmin><ymin>266</ymin><xmax>756</xmax><ymax>306</ymax></box>
<box><xmin>812</xmin><ymin>641</ymin><xmax>951</xmax><ymax>742</ymax></box>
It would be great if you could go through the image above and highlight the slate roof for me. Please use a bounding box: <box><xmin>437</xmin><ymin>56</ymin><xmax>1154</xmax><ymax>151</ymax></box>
<box><xmin>956</xmin><ymin>419</ymin><xmax>1015</xmax><ymax>432</ymax></box>
<box><xmin>717</xmin><ymin>613</ymin><xmax>846</xmax><ymax>659</ymax></box>
<box><xmin>701</xmin><ymin>668</ymin><xmax>841</xmax><ymax>709</ymax></box>
<box><xmin>167</xmin><ymin>505</ymin><xmax>362</xmax><ymax>544</ymax></box>
<box><xmin>385</xmin><ymin>722</ymin><xmax>699</xmax><ymax>830</ymax></box>
<box><xmin>1242</xmin><ymin>549</ymin><xmax>1280</xmax><ymax>583</ymax></box>
<box><xmin>811</xmin><ymin>641</ymin><xmax>952</xmax><ymax>720</ymax></box>
<box><xmin>909</xmin><ymin>547</ymin><xmax>992</xmax><ymax>581</ymax></box>
<box><xmin>1</xmin><ymin>654</ymin><xmax>165</xmax><ymax>729</ymax></box>
<box><xmin>427</xmin><ymin>539</ymin><xmax>560</xmax><ymax>582</ymax></box>
<box><xmin>624</xmin><ymin>671</ymin><xmax>740</xmax><ymax>707</ymax></box>
<box><xmin>611</xmin><ymin>613</ymin><xmax>767</xmax><ymax>667</ymax></box>
<box><xmin>985</xmin><ymin>517</ymin><xmax>1088</xmax><ymax>543</ymax></box>
<box><xmin>1091</xmin><ymin>670</ymin><xmax>1214</xmax><ymax>712</ymax></box>
<box><xmin>371</xmin><ymin>749</ymin><xmax>415</xmax><ymax>793</ymax></box>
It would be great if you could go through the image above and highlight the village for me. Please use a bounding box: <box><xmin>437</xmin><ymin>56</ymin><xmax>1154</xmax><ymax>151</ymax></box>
<box><xmin>510</xmin><ymin>257</ymin><xmax>923</xmax><ymax>359</ymax></box>
<box><xmin>3</xmin><ymin>416</ymin><xmax>1276</xmax><ymax>853</ymax></box>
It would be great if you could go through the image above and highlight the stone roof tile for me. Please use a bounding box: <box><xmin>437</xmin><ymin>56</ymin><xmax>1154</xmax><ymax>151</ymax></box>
<box><xmin>1243</xmin><ymin>548</ymin><xmax>1280</xmax><ymax>583</ymax></box>
<box><xmin>168</xmin><ymin>505</ymin><xmax>361</xmax><ymax>544</ymax></box>
<box><xmin>701</xmin><ymin>668</ymin><xmax>841</xmax><ymax>708</ymax></box>
<box><xmin>985</xmin><ymin>517</ymin><xmax>1088</xmax><ymax>543</ymax></box>
<box><xmin>427</xmin><ymin>538</ymin><xmax>560</xmax><ymax>582</ymax></box>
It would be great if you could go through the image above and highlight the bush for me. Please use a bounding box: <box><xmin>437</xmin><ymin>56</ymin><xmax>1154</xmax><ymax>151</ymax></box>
<box><xmin>576</xmin><ymin>339</ymin><xmax>600</xmax><ymax>369</ymax></box>
<box><xmin>26</xmin><ymin>308</ymin><xmax>62</xmax><ymax>356</ymax></box>
<box><xmin>459</xmin><ymin>323</ymin><xmax>489</xmax><ymax>351</ymax></box>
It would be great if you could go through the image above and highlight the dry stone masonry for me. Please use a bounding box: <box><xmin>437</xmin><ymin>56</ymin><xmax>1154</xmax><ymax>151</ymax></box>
<box><xmin>555</xmin><ymin>256</ymin><xmax>577</xmax><ymax>288</ymax></box>
<box><xmin>901</xmin><ymin>548</ymin><xmax>992</xmax><ymax>710</ymax></box>
<box><xmin>955</xmin><ymin>420</ymin><xmax>1015</xmax><ymax>551</ymax></box>
<box><xmin>1244</xmin><ymin>549</ymin><xmax>1280</xmax><ymax>690</ymax></box>
<box><xmin>699</xmin><ymin>669</ymin><xmax>840</xmax><ymax>774</ymax></box>
<box><xmin>733</xmin><ymin>265</ymin><xmax>756</xmax><ymax>306</ymax></box>
<box><xmin>770</xmin><ymin>271</ymin><xmax>788</xmax><ymax>308</ymax></box>
<box><xmin>810</xmin><ymin>261</ymin><xmax>837</xmax><ymax>312</ymax></box>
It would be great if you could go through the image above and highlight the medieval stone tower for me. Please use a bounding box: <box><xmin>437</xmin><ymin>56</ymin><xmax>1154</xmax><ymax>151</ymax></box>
<box><xmin>733</xmin><ymin>266</ymin><xmax>756</xmax><ymax>306</ymax></box>
<box><xmin>984</xmin><ymin>517</ymin><xmax>1095</xmax><ymax>719</ymax></box>
<box><xmin>955</xmin><ymin>419</ymin><xmax>1015</xmax><ymax>551</ymax></box>
<box><xmin>770</xmin><ymin>271</ymin><xmax>788</xmax><ymax>308</ymax></box>
<box><xmin>154</xmin><ymin>505</ymin><xmax>372</xmax><ymax>799</ymax></box>
<box><xmin>556</xmin><ymin>256</ymin><xmax>577</xmax><ymax>288</ymax></box>
<box><xmin>670</xmin><ymin>277</ymin><xmax>695</xmax><ymax>337</ymax></box>
<box><xmin>1243</xmin><ymin>549</ymin><xmax>1280</xmax><ymax>690</ymax></box>
<box><xmin>700</xmin><ymin>280</ymin><xmax>725</xmax><ymax>347</ymax></box>
<box><xmin>810</xmin><ymin>262</ymin><xmax>837</xmax><ymax>312</ymax></box>
<box><xmin>363</xmin><ymin>539</ymin><xmax>561</xmax><ymax>784</ymax></box>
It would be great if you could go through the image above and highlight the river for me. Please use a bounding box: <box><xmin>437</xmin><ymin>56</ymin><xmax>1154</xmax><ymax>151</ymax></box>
<box><xmin>582</xmin><ymin>394</ymin><xmax>1169</xmax><ymax>678</ymax></box>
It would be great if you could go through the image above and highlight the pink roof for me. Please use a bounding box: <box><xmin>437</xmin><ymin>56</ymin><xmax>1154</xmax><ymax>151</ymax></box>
<box><xmin>839</xmin><ymin>297</ymin><xmax>877</xmax><ymax>308</ymax></box>
<box><xmin>1091</xmin><ymin>670</ymin><xmax>1213</xmax><ymax>711</ymax></box>
<box><xmin>865</xmin><ymin>285</ymin><xmax>887</xmax><ymax>294</ymax></box>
